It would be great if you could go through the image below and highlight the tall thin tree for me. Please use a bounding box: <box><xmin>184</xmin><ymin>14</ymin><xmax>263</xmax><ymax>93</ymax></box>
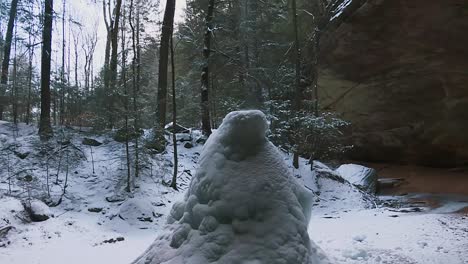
<box><xmin>0</xmin><ymin>0</ymin><xmax>19</xmax><ymax>120</ymax></box>
<box><xmin>129</xmin><ymin>0</ymin><xmax>140</xmax><ymax>178</ymax></box>
<box><xmin>200</xmin><ymin>0</ymin><xmax>215</xmax><ymax>136</ymax></box>
<box><xmin>156</xmin><ymin>0</ymin><xmax>176</xmax><ymax>128</ymax></box>
<box><xmin>291</xmin><ymin>0</ymin><xmax>301</xmax><ymax>169</ymax></box>
<box><xmin>108</xmin><ymin>0</ymin><xmax>123</xmax><ymax>128</ymax></box>
<box><xmin>39</xmin><ymin>0</ymin><xmax>54</xmax><ymax>140</ymax></box>
<box><xmin>169</xmin><ymin>37</ymin><xmax>177</xmax><ymax>190</ymax></box>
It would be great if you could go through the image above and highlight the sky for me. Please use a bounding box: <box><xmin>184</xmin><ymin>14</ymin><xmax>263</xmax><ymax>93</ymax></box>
<box><xmin>64</xmin><ymin>0</ymin><xmax>187</xmax><ymax>77</ymax></box>
<box><xmin>0</xmin><ymin>0</ymin><xmax>187</xmax><ymax>86</ymax></box>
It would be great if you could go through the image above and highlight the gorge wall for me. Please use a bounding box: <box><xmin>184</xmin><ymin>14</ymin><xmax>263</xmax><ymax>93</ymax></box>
<box><xmin>319</xmin><ymin>0</ymin><xmax>468</xmax><ymax>167</ymax></box>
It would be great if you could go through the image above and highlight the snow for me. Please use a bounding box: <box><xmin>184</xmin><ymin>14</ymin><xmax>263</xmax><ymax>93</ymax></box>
<box><xmin>309</xmin><ymin>208</ymin><xmax>468</xmax><ymax>264</ymax></box>
<box><xmin>1</xmin><ymin>119</ymin><xmax>468</xmax><ymax>264</ymax></box>
<box><xmin>336</xmin><ymin>164</ymin><xmax>377</xmax><ymax>193</ymax></box>
<box><xmin>118</xmin><ymin>199</ymin><xmax>160</xmax><ymax>226</ymax></box>
<box><xmin>331</xmin><ymin>0</ymin><xmax>353</xmax><ymax>21</ymax></box>
<box><xmin>28</xmin><ymin>199</ymin><xmax>53</xmax><ymax>221</ymax></box>
<box><xmin>133</xmin><ymin>110</ymin><xmax>330</xmax><ymax>264</ymax></box>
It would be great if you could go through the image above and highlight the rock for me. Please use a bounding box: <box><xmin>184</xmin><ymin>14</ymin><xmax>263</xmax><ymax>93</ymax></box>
<box><xmin>14</xmin><ymin>151</ymin><xmax>29</xmax><ymax>159</ymax></box>
<box><xmin>82</xmin><ymin>138</ymin><xmax>102</xmax><ymax>146</ymax></box>
<box><xmin>318</xmin><ymin>0</ymin><xmax>468</xmax><ymax>166</ymax></box>
<box><xmin>88</xmin><ymin>207</ymin><xmax>103</xmax><ymax>213</ymax></box>
<box><xmin>24</xmin><ymin>200</ymin><xmax>52</xmax><ymax>222</ymax></box>
<box><xmin>144</xmin><ymin>128</ymin><xmax>166</xmax><ymax>153</ymax></box>
<box><xmin>336</xmin><ymin>164</ymin><xmax>378</xmax><ymax>194</ymax></box>
<box><xmin>118</xmin><ymin>199</ymin><xmax>156</xmax><ymax>225</ymax></box>
<box><xmin>105</xmin><ymin>195</ymin><xmax>126</xmax><ymax>203</ymax></box>
<box><xmin>377</xmin><ymin>178</ymin><xmax>405</xmax><ymax>193</ymax></box>
<box><xmin>183</xmin><ymin>142</ymin><xmax>193</xmax><ymax>149</ymax></box>
<box><xmin>195</xmin><ymin>136</ymin><xmax>207</xmax><ymax>144</ymax></box>
<box><xmin>0</xmin><ymin>226</ymin><xmax>14</xmax><ymax>239</ymax></box>
<box><xmin>103</xmin><ymin>237</ymin><xmax>125</xmax><ymax>244</ymax></box>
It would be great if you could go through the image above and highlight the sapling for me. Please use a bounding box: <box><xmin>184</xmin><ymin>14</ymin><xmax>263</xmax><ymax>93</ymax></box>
<box><xmin>90</xmin><ymin>145</ymin><xmax>95</xmax><ymax>174</ymax></box>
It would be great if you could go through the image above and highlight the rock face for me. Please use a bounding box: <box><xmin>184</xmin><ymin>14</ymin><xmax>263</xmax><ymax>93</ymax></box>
<box><xmin>319</xmin><ymin>0</ymin><xmax>468</xmax><ymax>166</ymax></box>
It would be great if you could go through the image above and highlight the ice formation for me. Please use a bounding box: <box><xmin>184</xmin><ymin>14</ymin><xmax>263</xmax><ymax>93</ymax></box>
<box><xmin>133</xmin><ymin>110</ymin><xmax>329</xmax><ymax>264</ymax></box>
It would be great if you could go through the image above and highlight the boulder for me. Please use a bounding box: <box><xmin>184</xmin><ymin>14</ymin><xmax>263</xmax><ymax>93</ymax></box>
<box><xmin>82</xmin><ymin>138</ymin><xmax>102</xmax><ymax>146</ymax></box>
<box><xmin>14</xmin><ymin>151</ymin><xmax>30</xmax><ymax>159</ymax></box>
<box><xmin>118</xmin><ymin>199</ymin><xmax>157</xmax><ymax>225</ymax></box>
<box><xmin>106</xmin><ymin>195</ymin><xmax>126</xmax><ymax>203</ymax></box>
<box><xmin>25</xmin><ymin>200</ymin><xmax>52</xmax><ymax>222</ymax></box>
<box><xmin>88</xmin><ymin>207</ymin><xmax>103</xmax><ymax>213</ymax></box>
<box><xmin>336</xmin><ymin>164</ymin><xmax>378</xmax><ymax>194</ymax></box>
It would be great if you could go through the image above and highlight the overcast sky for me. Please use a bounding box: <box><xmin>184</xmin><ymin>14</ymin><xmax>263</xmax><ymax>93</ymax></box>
<box><xmin>48</xmin><ymin>0</ymin><xmax>187</xmax><ymax>82</ymax></box>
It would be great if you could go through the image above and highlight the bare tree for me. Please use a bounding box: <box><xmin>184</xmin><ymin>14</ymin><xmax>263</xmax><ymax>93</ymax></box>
<box><xmin>39</xmin><ymin>0</ymin><xmax>54</xmax><ymax>140</ymax></box>
<box><xmin>121</xmin><ymin>6</ymin><xmax>132</xmax><ymax>193</ymax></box>
<box><xmin>129</xmin><ymin>0</ymin><xmax>140</xmax><ymax>178</ymax></box>
<box><xmin>156</xmin><ymin>0</ymin><xmax>176</xmax><ymax>127</ymax></box>
<box><xmin>169</xmin><ymin>37</ymin><xmax>178</xmax><ymax>190</ymax></box>
<box><xmin>60</xmin><ymin>0</ymin><xmax>67</xmax><ymax>125</ymax></box>
<box><xmin>292</xmin><ymin>0</ymin><xmax>301</xmax><ymax>169</ymax></box>
<box><xmin>0</xmin><ymin>0</ymin><xmax>19</xmax><ymax>120</ymax></box>
<box><xmin>200</xmin><ymin>0</ymin><xmax>215</xmax><ymax>137</ymax></box>
<box><xmin>82</xmin><ymin>31</ymin><xmax>98</xmax><ymax>92</ymax></box>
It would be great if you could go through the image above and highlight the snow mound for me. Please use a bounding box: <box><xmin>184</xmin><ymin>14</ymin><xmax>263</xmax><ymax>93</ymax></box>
<box><xmin>26</xmin><ymin>199</ymin><xmax>52</xmax><ymax>222</ymax></box>
<box><xmin>312</xmin><ymin>161</ymin><xmax>376</xmax><ymax>211</ymax></box>
<box><xmin>119</xmin><ymin>199</ymin><xmax>158</xmax><ymax>224</ymax></box>
<box><xmin>29</xmin><ymin>200</ymin><xmax>52</xmax><ymax>221</ymax></box>
<box><xmin>133</xmin><ymin>110</ymin><xmax>329</xmax><ymax>264</ymax></box>
<box><xmin>335</xmin><ymin>164</ymin><xmax>377</xmax><ymax>194</ymax></box>
<box><xmin>0</xmin><ymin>197</ymin><xmax>24</xmax><ymax>225</ymax></box>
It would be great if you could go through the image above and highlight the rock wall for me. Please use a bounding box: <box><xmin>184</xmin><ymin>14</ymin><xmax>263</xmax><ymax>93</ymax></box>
<box><xmin>319</xmin><ymin>0</ymin><xmax>468</xmax><ymax>166</ymax></box>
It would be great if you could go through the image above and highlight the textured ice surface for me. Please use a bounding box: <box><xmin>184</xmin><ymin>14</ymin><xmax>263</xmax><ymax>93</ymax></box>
<box><xmin>133</xmin><ymin>110</ymin><xmax>329</xmax><ymax>264</ymax></box>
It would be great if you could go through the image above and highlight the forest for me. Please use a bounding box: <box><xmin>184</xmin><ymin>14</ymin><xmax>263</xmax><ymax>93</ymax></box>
<box><xmin>0</xmin><ymin>0</ymin><xmax>467</xmax><ymax>263</ymax></box>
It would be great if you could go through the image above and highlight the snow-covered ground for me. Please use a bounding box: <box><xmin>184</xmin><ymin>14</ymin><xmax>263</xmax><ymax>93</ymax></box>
<box><xmin>1</xmin><ymin>120</ymin><xmax>467</xmax><ymax>264</ymax></box>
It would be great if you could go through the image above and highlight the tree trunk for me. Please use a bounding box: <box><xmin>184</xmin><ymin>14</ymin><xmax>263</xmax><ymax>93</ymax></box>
<box><xmin>129</xmin><ymin>0</ymin><xmax>140</xmax><ymax>179</ymax></box>
<box><xmin>0</xmin><ymin>0</ymin><xmax>19</xmax><ymax>120</ymax></box>
<box><xmin>292</xmin><ymin>0</ymin><xmax>301</xmax><ymax>169</ymax></box>
<box><xmin>102</xmin><ymin>0</ymin><xmax>113</xmax><ymax>122</ymax></box>
<box><xmin>11</xmin><ymin>28</ymin><xmax>17</xmax><ymax>124</ymax></box>
<box><xmin>60</xmin><ymin>0</ymin><xmax>66</xmax><ymax>125</ymax></box>
<box><xmin>121</xmin><ymin>7</ymin><xmax>132</xmax><ymax>193</ymax></box>
<box><xmin>39</xmin><ymin>0</ymin><xmax>54</xmax><ymax>140</ymax></box>
<box><xmin>108</xmin><ymin>0</ymin><xmax>123</xmax><ymax>128</ymax></box>
<box><xmin>26</xmin><ymin>34</ymin><xmax>35</xmax><ymax>125</ymax></box>
<box><xmin>201</xmin><ymin>0</ymin><xmax>215</xmax><ymax>137</ymax></box>
<box><xmin>156</xmin><ymin>0</ymin><xmax>176</xmax><ymax>128</ymax></box>
<box><xmin>169</xmin><ymin>37</ymin><xmax>178</xmax><ymax>190</ymax></box>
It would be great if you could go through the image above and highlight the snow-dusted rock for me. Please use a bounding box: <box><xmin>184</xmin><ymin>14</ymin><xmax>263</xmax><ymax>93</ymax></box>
<box><xmin>119</xmin><ymin>199</ymin><xmax>157</xmax><ymax>224</ymax></box>
<box><xmin>133</xmin><ymin>110</ymin><xmax>329</xmax><ymax>264</ymax></box>
<box><xmin>336</xmin><ymin>164</ymin><xmax>377</xmax><ymax>194</ymax></box>
<box><xmin>25</xmin><ymin>200</ymin><xmax>52</xmax><ymax>222</ymax></box>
